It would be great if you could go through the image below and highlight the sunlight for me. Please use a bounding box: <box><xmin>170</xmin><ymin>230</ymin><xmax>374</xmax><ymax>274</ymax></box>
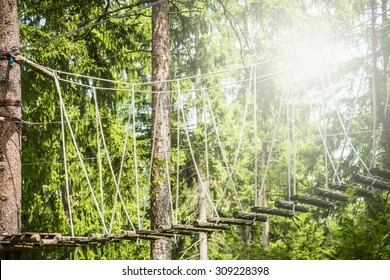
<box><xmin>285</xmin><ymin>38</ymin><xmax>332</xmax><ymax>83</ymax></box>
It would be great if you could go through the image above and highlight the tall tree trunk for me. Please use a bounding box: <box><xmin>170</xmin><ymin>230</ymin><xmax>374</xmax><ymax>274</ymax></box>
<box><xmin>196</xmin><ymin>68</ymin><xmax>208</xmax><ymax>260</ymax></box>
<box><xmin>0</xmin><ymin>0</ymin><xmax>21</xmax><ymax>235</ymax></box>
<box><xmin>371</xmin><ymin>0</ymin><xmax>390</xmax><ymax>161</ymax></box>
<box><xmin>261</xmin><ymin>142</ymin><xmax>269</xmax><ymax>249</ymax></box>
<box><xmin>381</xmin><ymin>0</ymin><xmax>390</xmax><ymax>166</ymax></box>
<box><xmin>198</xmin><ymin>171</ymin><xmax>208</xmax><ymax>260</ymax></box>
<box><xmin>193</xmin><ymin>17</ymin><xmax>208</xmax><ymax>260</ymax></box>
<box><xmin>150</xmin><ymin>0</ymin><xmax>172</xmax><ymax>260</ymax></box>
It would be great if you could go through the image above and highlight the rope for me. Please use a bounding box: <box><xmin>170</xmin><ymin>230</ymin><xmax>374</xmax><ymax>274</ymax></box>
<box><xmin>92</xmin><ymin>88</ymin><xmax>136</xmax><ymax>233</ymax></box>
<box><xmin>54</xmin><ymin>72</ymin><xmax>108</xmax><ymax>234</ymax></box>
<box><xmin>177</xmin><ymin>82</ymin><xmax>219</xmax><ymax>220</ymax></box>
<box><xmin>291</xmin><ymin>90</ymin><xmax>297</xmax><ymax>196</ymax></box>
<box><xmin>41</xmin><ymin>17</ymin><xmax>390</xmax><ymax>89</ymax></box>
<box><xmin>253</xmin><ymin>66</ymin><xmax>259</xmax><ymax>206</ymax></box>
<box><xmin>94</xmin><ymin>89</ymin><xmax>105</xmax><ymax>228</ymax></box>
<box><xmin>321</xmin><ymin>77</ymin><xmax>329</xmax><ymax>189</ymax></box>
<box><xmin>331</xmin><ymin>33</ymin><xmax>371</xmax><ymax>183</ymax></box>
<box><xmin>175</xmin><ymin>92</ymin><xmax>181</xmax><ymax>225</ymax></box>
<box><xmin>131</xmin><ymin>85</ymin><xmax>141</xmax><ymax>230</ymax></box>
<box><xmin>286</xmin><ymin>92</ymin><xmax>292</xmax><ymax>200</ymax></box>
<box><xmin>258</xmin><ymin>88</ymin><xmax>284</xmax><ymax>201</ymax></box>
<box><xmin>215</xmin><ymin>68</ymin><xmax>254</xmax><ymax>212</ymax></box>
<box><xmin>203</xmin><ymin>89</ymin><xmax>210</xmax><ymax>213</ymax></box>
<box><xmin>59</xmin><ymin>91</ymin><xmax>74</xmax><ymax>237</ymax></box>
<box><xmin>204</xmin><ymin>90</ymin><xmax>243</xmax><ymax>211</ymax></box>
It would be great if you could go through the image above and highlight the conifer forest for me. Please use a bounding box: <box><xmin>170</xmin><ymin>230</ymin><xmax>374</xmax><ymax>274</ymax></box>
<box><xmin>0</xmin><ymin>0</ymin><xmax>389</xmax><ymax>260</ymax></box>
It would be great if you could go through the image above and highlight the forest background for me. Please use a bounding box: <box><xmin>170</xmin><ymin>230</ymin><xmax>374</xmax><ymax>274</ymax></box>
<box><xmin>1</xmin><ymin>0</ymin><xmax>389</xmax><ymax>260</ymax></box>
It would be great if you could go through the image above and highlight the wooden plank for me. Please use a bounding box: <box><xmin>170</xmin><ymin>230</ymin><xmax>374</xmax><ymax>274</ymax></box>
<box><xmin>313</xmin><ymin>187</ymin><xmax>349</xmax><ymax>202</ymax></box>
<box><xmin>369</xmin><ymin>168</ymin><xmax>390</xmax><ymax>181</ymax></box>
<box><xmin>354</xmin><ymin>174</ymin><xmax>390</xmax><ymax>191</ymax></box>
<box><xmin>9</xmin><ymin>233</ymin><xmax>41</xmax><ymax>243</ymax></box>
<box><xmin>121</xmin><ymin>230</ymin><xmax>159</xmax><ymax>240</ymax></box>
<box><xmin>193</xmin><ymin>220</ymin><xmax>230</xmax><ymax>230</ymax></box>
<box><xmin>290</xmin><ymin>195</ymin><xmax>333</xmax><ymax>209</ymax></box>
<box><xmin>39</xmin><ymin>239</ymin><xmax>58</xmax><ymax>246</ymax></box>
<box><xmin>329</xmin><ymin>183</ymin><xmax>373</xmax><ymax>198</ymax></box>
<box><xmin>136</xmin><ymin>229</ymin><xmax>179</xmax><ymax>238</ymax></box>
<box><xmin>274</xmin><ymin>200</ymin><xmax>310</xmax><ymax>213</ymax></box>
<box><xmin>59</xmin><ymin>236</ymin><xmax>89</xmax><ymax>243</ymax></box>
<box><xmin>232</xmin><ymin>211</ymin><xmax>268</xmax><ymax>222</ymax></box>
<box><xmin>207</xmin><ymin>217</ymin><xmax>255</xmax><ymax>226</ymax></box>
<box><xmin>250</xmin><ymin>206</ymin><xmax>295</xmax><ymax>218</ymax></box>
<box><xmin>172</xmin><ymin>224</ymin><xmax>214</xmax><ymax>233</ymax></box>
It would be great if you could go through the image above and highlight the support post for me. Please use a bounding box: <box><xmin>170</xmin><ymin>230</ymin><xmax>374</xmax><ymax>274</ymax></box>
<box><xmin>150</xmin><ymin>0</ymin><xmax>172</xmax><ymax>260</ymax></box>
<box><xmin>0</xmin><ymin>0</ymin><xmax>21</xmax><ymax>237</ymax></box>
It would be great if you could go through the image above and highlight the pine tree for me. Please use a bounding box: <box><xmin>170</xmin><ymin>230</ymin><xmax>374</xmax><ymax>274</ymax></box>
<box><xmin>0</xmin><ymin>0</ymin><xmax>21</xmax><ymax>236</ymax></box>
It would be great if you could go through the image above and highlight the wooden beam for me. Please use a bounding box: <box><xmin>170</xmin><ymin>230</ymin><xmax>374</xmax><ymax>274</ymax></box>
<box><xmin>157</xmin><ymin>226</ymin><xmax>197</xmax><ymax>235</ymax></box>
<box><xmin>136</xmin><ymin>229</ymin><xmax>180</xmax><ymax>238</ymax></box>
<box><xmin>207</xmin><ymin>217</ymin><xmax>255</xmax><ymax>226</ymax></box>
<box><xmin>329</xmin><ymin>183</ymin><xmax>373</xmax><ymax>198</ymax></box>
<box><xmin>354</xmin><ymin>174</ymin><xmax>390</xmax><ymax>191</ymax></box>
<box><xmin>172</xmin><ymin>224</ymin><xmax>214</xmax><ymax>233</ymax></box>
<box><xmin>369</xmin><ymin>168</ymin><xmax>390</xmax><ymax>180</ymax></box>
<box><xmin>193</xmin><ymin>220</ymin><xmax>230</xmax><ymax>230</ymax></box>
<box><xmin>274</xmin><ymin>200</ymin><xmax>310</xmax><ymax>213</ymax></box>
<box><xmin>39</xmin><ymin>239</ymin><xmax>58</xmax><ymax>246</ymax></box>
<box><xmin>121</xmin><ymin>230</ymin><xmax>159</xmax><ymax>240</ymax></box>
<box><xmin>14</xmin><ymin>55</ymin><xmax>55</xmax><ymax>80</ymax></box>
<box><xmin>232</xmin><ymin>211</ymin><xmax>268</xmax><ymax>222</ymax></box>
<box><xmin>250</xmin><ymin>206</ymin><xmax>295</xmax><ymax>218</ymax></box>
<box><xmin>290</xmin><ymin>195</ymin><xmax>333</xmax><ymax>209</ymax></box>
<box><xmin>313</xmin><ymin>187</ymin><xmax>349</xmax><ymax>202</ymax></box>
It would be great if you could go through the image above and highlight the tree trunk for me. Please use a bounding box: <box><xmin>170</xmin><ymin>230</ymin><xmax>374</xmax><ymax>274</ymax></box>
<box><xmin>381</xmin><ymin>0</ymin><xmax>390</xmax><ymax>165</ymax></box>
<box><xmin>198</xmin><ymin>171</ymin><xmax>208</xmax><ymax>260</ymax></box>
<box><xmin>0</xmin><ymin>0</ymin><xmax>21</xmax><ymax>235</ymax></box>
<box><xmin>195</xmin><ymin>68</ymin><xmax>207</xmax><ymax>260</ymax></box>
<box><xmin>150</xmin><ymin>0</ymin><xmax>172</xmax><ymax>260</ymax></box>
<box><xmin>261</xmin><ymin>143</ymin><xmax>269</xmax><ymax>249</ymax></box>
<box><xmin>371</xmin><ymin>0</ymin><xmax>390</xmax><ymax>161</ymax></box>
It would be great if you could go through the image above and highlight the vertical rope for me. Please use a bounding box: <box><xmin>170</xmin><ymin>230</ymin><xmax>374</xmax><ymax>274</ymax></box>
<box><xmin>259</xmin><ymin>88</ymin><xmax>285</xmax><ymax>200</ymax></box>
<box><xmin>59</xmin><ymin>88</ymin><xmax>74</xmax><ymax>237</ymax></box>
<box><xmin>92</xmin><ymin>88</ymin><xmax>135</xmax><ymax>233</ymax></box>
<box><xmin>203</xmin><ymin>89</ymin><xmax>210</xmax><ymax>215</ymax></box>
<box><xmin>205</xmin><ymin>90</ymin><xmax>241</xmax><ymax>211</ymax></box>
<box><xmin>322</xmin><ymin>77</ymin><xmax>329</xmax><ymax>189</ymax></box>
<box><xmin>132</xmin><ymin>85</ymin><xmax>141</xmax><ymax>229</ymax></box>
<box><xmin>286</xmin><ymin>96</ymin><xmax>292</xmax><ymax>200</ymax></box>
<box><xmin>215</xmin><ymin>69</ymin><xmax>253</xmax><ymax>212</ymax></box>
<box><xmin>54</xmin><ymin>73</ymin><xmax>108</xmax><ymax>234</ymax></box>
<box><xmin>291</xmin><ymin>93</ymin><xmax>297</xmax><ymax>196</ymax></box>
<box><xmin>95</xmin><ymin>91</ymin><xmax>105</xmax><ymax>226</ymax></box>
<box><xmin>178</xmin><ymin>83</ymin><xmax>219</xmax><ymax>220</ymax></box>
<box><xmin>253</xmin><ymin>66</ymin><xmax>259</xmax><ymax>206</ymax></box>
<box><xmin>175</xmin><ymin>91</ymin><xmax>180</xmax><ymax>225</ymax></box>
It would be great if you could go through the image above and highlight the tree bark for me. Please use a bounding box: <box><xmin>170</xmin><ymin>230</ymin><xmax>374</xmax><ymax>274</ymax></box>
<box><xmin>198</xmin><ymin>171</ymin><xmax>208</xmax><ymax>260</ymax></box>
<box><xmin>0</xmin><ymin>0</ymin><xmax>21</xmax><ymax>235</ymax></box>
<box><xmin>380</xmin><ymin>0</ymin><xmax>390</xmax><ymax>164</ymax></box>
<box><xmin>150</xmin><ymin>0</ymin><xmax>172</xmax><ymax>260</ymax></box>
<box><xmin>371</xmin><ymin>0</ymin><xmax>390</xmax><ymax>160</ymax></box>
<box><xmin>261</xmin><ymin>143</ymin><xmax>269</xmax><ymax>249</ymax></box>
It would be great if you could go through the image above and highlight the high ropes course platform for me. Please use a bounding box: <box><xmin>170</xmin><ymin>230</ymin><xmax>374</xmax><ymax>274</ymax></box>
<box><xmin>2</xmin><ymin>167</ymin><xmax>389</xmax><ymax>251</ymax></box>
